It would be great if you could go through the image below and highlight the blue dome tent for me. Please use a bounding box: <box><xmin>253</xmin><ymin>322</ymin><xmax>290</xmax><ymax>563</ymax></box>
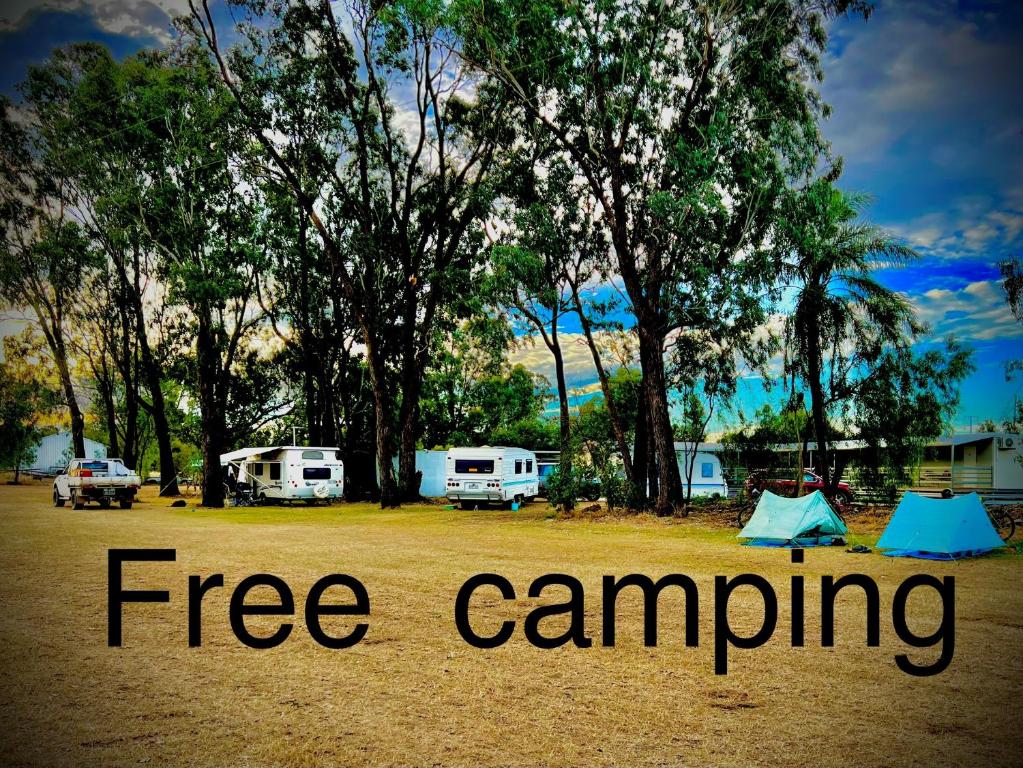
<box><xmin>876</xmin><ymin>492</ymin><xmax>1004</xmax><ymax>559</ymax></box>
<box><xmin>738</xmin><ymin>490</ymin><xmax>847</xmax><ymax>547</ymax></box>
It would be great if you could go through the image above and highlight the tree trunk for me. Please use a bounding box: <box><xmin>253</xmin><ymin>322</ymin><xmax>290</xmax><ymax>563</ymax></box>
<box><xmin>118</xmin><ymin>301</ymin><xmax>139</xmax><ymax>468</ymax></box>
<box><xmin>196</xmin><ymin>313</ymin><xmax>225</xmax><ymax>508</ymax></box>
<box><xmin>124</xmin><ymin>252</ymin><xmax>178</xmax><ymax>495</ymax></box>
<box><xmin>569</xmin><ymin>283</ymin><xmax>634</xmax><ymax>482</ymax></box>
<box><xmin>645</xmin><ymin>408</ymin><xmax>659</xmax><ymax>504</ymax></box>
<box><xmin>57</xmin><ymin>354</ymin><xmax>86</xmax><ymax>458</ymax></box>
<box><xmin>35</xmin><ymin>304</ymin><xmax>86</xmax><ymax>458</ymax></box>
<box><xmin>550</xmin><ymin>328</ymin><xmax>573</xmax><ymax>509</ymax></box>
<box><xmin>302</xmin><ymin>342</ymin><xmax>320</xmax><ymax>446</ymax></box>
<box><xmin>804</xmin><ymin>328</ymin><xmax>832</xmax><ymax>490</ymax></box>
<box><xmin>396</xmin><ymin>279</ymin><xmax>427</xmax><ymax>502</ymax></box>
<box><xmin>396</xmin><ymin>358</ymin><xmax>422</xmax><ymax>502</ymax></box>
<box><xmin>631</xmin><ymin>401</ymin><xmax>648</xmax><ymax>508</ymax></box>
<box><xmin>397</xmin><ymin>417</ymin><xmax>420</xmax><ymax>501</ymax></box>
<box><xmin>98</xmin><ymin>367</ymin><xmax>121</xmax><ymax>460</ymax></box>
<box><xmin>636</xmin><ymin>320</ymin><xmax>682</xmax><ymax>514</ymax></box>
<box><xmin>364</xmin><ymin>336</ymin><xmax>398</xmax><ymax>508</ymax></box>
<box><xmin>147</xmin><ymin>380</ymin><xmax>179</xmax><ymax>496</ymax></box>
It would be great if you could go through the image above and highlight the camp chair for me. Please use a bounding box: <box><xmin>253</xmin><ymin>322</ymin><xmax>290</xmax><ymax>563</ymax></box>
<box><xmin>232</xmin><ymin>481</ymin><xmax>255</xmax><ymax>507</ymax></box>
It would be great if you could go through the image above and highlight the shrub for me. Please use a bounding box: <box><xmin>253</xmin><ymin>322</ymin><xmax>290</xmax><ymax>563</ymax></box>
<box><xmin>544</xmin><ymin>465</ymin><xmax>581</xmax><ymax>510</ymax></box>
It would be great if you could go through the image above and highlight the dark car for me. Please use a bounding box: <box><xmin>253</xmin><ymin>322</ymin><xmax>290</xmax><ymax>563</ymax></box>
<box><xmin>745</xmin><ymin>469</ymin><xmax>853</xmax><ymax>506</ymax></box>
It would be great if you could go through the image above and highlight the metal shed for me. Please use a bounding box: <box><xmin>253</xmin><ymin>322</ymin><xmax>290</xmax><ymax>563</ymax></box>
<box><xmin>27</xmin><ymin>432</ymin><xmax>107</xmax><ymax>474</ymax></box>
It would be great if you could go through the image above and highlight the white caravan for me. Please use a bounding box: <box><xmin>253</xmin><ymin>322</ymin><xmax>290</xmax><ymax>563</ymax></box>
<box><xmin>674</xmin><ymin>443</ymin><xmax>729</xmax><ymax>498</ymax></box>
<box><xmin>445</xmin><ymin>446</ymin><xmax>539</xmax><ymax>509</ymax></box>
<box><xmin>219</xmin><ymin>446</ymin><xmax>344</xmax><ymax>503</ymax></box>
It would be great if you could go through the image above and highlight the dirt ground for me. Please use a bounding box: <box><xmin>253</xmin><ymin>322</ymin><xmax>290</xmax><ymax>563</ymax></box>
<box><xmin>1</xmin><ymin>481</ymin><xmax>1021</xmax><ymax>767</ymax></box>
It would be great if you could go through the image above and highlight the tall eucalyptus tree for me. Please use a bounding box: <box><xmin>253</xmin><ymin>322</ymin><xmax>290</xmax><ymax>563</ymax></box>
<box><xmin>455</xmin><ymin>0</ymin><xmax>871</xmax><ymax>512</ymax></box>
<box><xmin>188</xmin><ymin>0</ymin><xmax>512</xmax><ymax>505</ymax></box>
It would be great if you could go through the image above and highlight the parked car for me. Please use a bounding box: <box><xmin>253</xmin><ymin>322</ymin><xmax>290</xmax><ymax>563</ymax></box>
<box><xmin>53</xmin><ymin>458</ymin><xmax>141</xmax><ymax>509</ymax></box>
<box><xmin>744</xmin><ymin>469</ymin><xmax>853</xmax><ymax>506</ymax></box>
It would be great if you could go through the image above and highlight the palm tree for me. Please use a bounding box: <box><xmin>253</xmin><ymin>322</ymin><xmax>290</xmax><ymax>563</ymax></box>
<box><xmin>778</xmin><ymin>179</ymin><xmax>920</xmax><ymax>492</ymax></box>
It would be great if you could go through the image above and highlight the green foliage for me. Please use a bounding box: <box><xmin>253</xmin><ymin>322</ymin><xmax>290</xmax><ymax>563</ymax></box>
<box><xmin>543</xmin><ymin>465</ymin><xmax>583</xmax><ymax>511</ymax></box>
<box><xmin>0</xmin><ymin>360</ymin><xmax>60</xmax><ymax>473</ymax></box>
<box><xmin>719</xmin><ymin>400</ymin><xmax>810</xmax><ymax>472</ymax></box>
<box><xmin>573</xmin><ymin>368</ymin><xmax>642</xmax><ymax>471</ymax></box>
<box><xmin>599</xmin><ymin>464</ymin><xmax>631</xmax><ymax>512</ymax></box>
<box><xmin>421</xmin><ymin>317</ymin><xmax>551</xmax><ymax>448</ymax></box>
<box><xmin>674</xmin><ymin>394</ymin><xmax>707</xmax><ymax>443</ymax></box>
<box><xmin>853</xmin><ymin>338</ymin><xmax>974</xmax><ymax>490</ymax></box>
<box><xmin>775</xmin><ymin>176</ymin><xmax>925</xmax><ymax>485</ymax></box>
<box><xmin>455</xmin><ymin>0</ymin><xmax>871</xmax><ymax>504</ymax></box>
<box><xmin>489</xmin><ymin>418</ymin><xmax>559</xmax><ymax>451</ymax></box>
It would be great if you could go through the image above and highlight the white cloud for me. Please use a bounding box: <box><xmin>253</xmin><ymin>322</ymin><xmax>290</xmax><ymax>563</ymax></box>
<box><xmin>0</xmin><ymin>0</ymin><xmax>180</xmax><ymax>41</ymax></box>
<box><xmin>508</xmin><ymin>331</ymin><xmax>637</xmax><ymax>389</ymax></box>
<box><xmin>823</xmin><ymin>1</ymin><xmax>1023</xmax><ymax>167</ymax></box>
<box><xmin>910</xmin><ymin>279</ymin><xmax>1022</xmax><ymax>342</ymax></box>
<box><xmin>892</xmin><ymin>202</ymin><xmax>1023</xmax><ymax>260</ymax></box>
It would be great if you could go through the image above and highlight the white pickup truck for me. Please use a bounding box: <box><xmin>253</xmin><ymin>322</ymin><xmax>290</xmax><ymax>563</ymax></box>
<box><xmin>53</xmin><ymin>458</ymin><xmax>141</xmax><ymax>509</ymax></box>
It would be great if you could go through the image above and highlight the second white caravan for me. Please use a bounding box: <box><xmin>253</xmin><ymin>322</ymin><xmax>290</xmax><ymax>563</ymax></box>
<box><xmin>445</xmin><ymin>446</ymin><xmax>539</xmax><ymax>509</ymax></box>
<box><xmin>220</xmin><ymin>446</ymin><xmax>344</xmax><ymax>503</ymax></box>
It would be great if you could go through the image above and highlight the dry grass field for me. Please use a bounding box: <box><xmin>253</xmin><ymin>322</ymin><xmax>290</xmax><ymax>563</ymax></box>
<box><xmin>1</xmin><ymin>481</ymin><xmax>1021</xmax><ymax>767</ymax></box>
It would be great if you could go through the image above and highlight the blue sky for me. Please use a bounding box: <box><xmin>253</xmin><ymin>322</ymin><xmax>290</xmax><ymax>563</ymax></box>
<box><xmin>1</xmin><ymin>0</ymin><xmax>1021</xmax><ymax>433</ymax></box>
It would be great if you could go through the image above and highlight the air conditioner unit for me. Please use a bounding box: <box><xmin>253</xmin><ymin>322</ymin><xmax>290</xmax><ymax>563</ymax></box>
<box><xmin>997</xmin><ymin>436</ymin><xmax>1016</xmax><ymax>450</ymax></box>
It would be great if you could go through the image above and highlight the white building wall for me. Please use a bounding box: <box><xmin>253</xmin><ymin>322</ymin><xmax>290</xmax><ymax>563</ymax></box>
<box><xmin>994</xmin><ymin>440</ymin><xmax>1023</xmax><ymax>489</ymax></box>
<box><xmin>28</xmin><ymin>432</ymin><xmax>107</xmax><ymax>472</ymax></box>
<box><xmin>382</xmin><ymin>449</ymin><xmax>450</xmax><ymax>497</ymax></box>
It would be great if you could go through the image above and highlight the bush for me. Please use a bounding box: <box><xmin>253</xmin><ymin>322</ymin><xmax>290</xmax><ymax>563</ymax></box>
<box><xmin>600</xmin><ymin>466</ymin><xmax>631</xmax><ymax>511</ymax></box>
<box><xmin>544</xmin><ymin>465</ymin><xmax>582</xmax><ymax>510</ymax></box>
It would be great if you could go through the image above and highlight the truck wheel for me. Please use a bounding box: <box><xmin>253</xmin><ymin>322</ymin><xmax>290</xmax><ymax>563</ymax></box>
<box><xmin>119</xmin><ymin>500</ymin><xmax>133</xmax><ymax>510</ymax></box>
<box><xmin>72</xmin><ymin>492</ymin><xmax>85</xmax><ymax>510</ymax></box>
<box><xmin>53</xmin><ymin>490</ymin><xmax>65</xmax><ymax>508</ymax></box>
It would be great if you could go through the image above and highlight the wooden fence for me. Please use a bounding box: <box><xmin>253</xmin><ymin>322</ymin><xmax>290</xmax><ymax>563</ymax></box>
<box><xmin>723</xmin><ymin>464</ymin><xmax>1021</xmax><ymax>505</ymax></box>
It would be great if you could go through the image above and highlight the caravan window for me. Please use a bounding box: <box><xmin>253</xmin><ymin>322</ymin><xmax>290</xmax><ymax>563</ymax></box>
<box><xmin>515</xmin><ymin>460</ymin><xmax>522</xmax><ymax>474</ymax></box>
<box><xmin>526</xmin><ymin>460</ymin><xmax>533</xmax><ymax>472</ymax></box>
<box><xmin>250</xmin><ymin>462</ymin><xmax>264</xmax><ymax>476</ymax></box>
<box><xmin>701</xmin><ymin>462</ymin><xmax>714</xmax><ymax>478</ymax></box>
<box><xmin>303</xmin><ymin>467</ymin><xmax>331</xmax><ymax>480</ymax></box>
<box><xmin>270</xmin><ymin>463</ymin><xmax>281</xmax><ymax>481</ymax></box>
<box><xmin>302</xmin><ymin>450</ymin><xmax>324</xmax><ymax>460</ymax></box>
<box><xmin>455</xmin><ymin>459</ymin><xmax>494</xmax><ymax>474</ymax></box>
